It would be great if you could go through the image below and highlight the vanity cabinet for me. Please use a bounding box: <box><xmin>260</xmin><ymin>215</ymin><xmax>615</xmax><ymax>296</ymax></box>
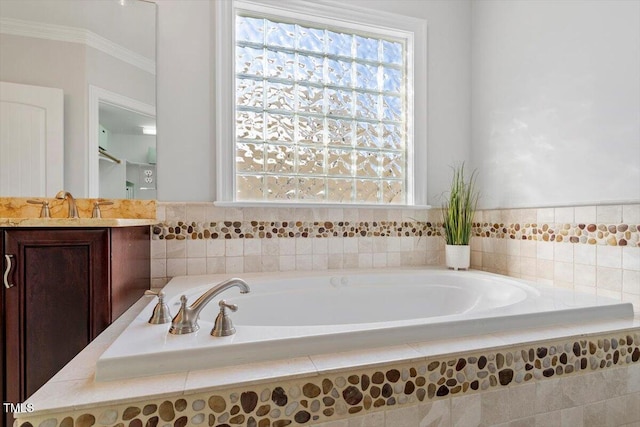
<box><xmin>1</xmin><ymin>226</ymin><xmax>150</xmax><ymax>427</ymax></box>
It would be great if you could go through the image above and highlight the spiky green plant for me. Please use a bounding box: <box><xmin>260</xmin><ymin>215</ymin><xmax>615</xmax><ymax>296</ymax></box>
<box><xmin>442</xmin><ymin>164</ymin><xmax>478</xmax><ymax>245</ymax></box>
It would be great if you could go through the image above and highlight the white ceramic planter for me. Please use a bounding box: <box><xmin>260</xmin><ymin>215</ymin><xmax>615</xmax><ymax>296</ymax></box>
<box><xmin>445</xmin><ymin>244</ymin><xmax>470</xmax><ymax>270</ymax></box>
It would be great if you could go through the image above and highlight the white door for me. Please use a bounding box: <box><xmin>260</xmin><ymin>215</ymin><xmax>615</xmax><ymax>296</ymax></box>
<box><xmin>0</xmin><ymin>81</ymin><xmax>63</xmax><ymax>197</ymax></box>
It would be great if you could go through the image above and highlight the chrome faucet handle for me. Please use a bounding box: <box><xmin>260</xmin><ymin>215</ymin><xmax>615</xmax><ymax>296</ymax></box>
<box><xmin>144</xmin><ymin>290</ymin><xmax>172</xmax><ymax>324</ymax></box>
<box><xmin>27</xmin><ymin>199</ymin><xmax>51</xmax><ymax>218</ymax></box>
<box><xmin>211</xmin><ymin>299</ymin><xmax>238</xmax><ymax>337</ymax></box>
<box><xmin>92</xmin><ymin>201</ymin><xmax>114</xmax><ymax>218</ymax></box>
<box><xmin>169</xmin><ymin>295</ymin><xmax>198</xmax><ymax>334</ymax></box>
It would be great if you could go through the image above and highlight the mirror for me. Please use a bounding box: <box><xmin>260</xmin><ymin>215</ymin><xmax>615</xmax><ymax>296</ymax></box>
<box><xmin>0</xmin><ymin>0</ymin><xmax>156</xmax><ymax>198</ymax></box>
<box><xmin>97</xmin><ymin>99</ymin><xmax>156</xmax><ymax>200</ymax></box>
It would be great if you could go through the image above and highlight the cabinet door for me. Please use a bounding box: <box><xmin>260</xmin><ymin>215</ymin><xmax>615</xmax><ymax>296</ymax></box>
<box><xmin>0</xmin><ymin>231</ymin><xmax>5</xmax><ymax>425</ymax></box>
<box><xmin>3</xmin><ymin>229</ymin><xmax>109</xmax><ymax>408</ymax></box>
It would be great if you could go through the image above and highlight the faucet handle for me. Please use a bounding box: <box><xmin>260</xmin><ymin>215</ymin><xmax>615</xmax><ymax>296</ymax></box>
<box><xmin>144</xmin><ymin>290</ymin><xmax>172</xmax><ymax>324</ymax></box>
<box><xmin>27</xmin><ymin>200</ymin><xmax>51</xmax><ymax>218</ymax></box>
<box><xmin>92</xmin><ymin>201</ymin><xmax>114</xmax><ymax>218</ymax></box>
<box><xmin>211</xmin><ymin>299</ymin><xmax>238</xmax><ymax>337</ymax></box>
<box><xmin>219</xmin><ymin>299</ymin><xmax>238</xmax><ymax>312</ymax></box>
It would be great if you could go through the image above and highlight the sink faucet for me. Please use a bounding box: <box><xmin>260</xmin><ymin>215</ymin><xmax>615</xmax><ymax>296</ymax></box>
<box><xmin>55</xmin><ymin>191</ymin><xmax>79</xmax><ymax>218</ymax></box>
<box><xmin>169</xmin><ymin>278</ymin><xmax>250</xmax><ymax>335</ymax></box>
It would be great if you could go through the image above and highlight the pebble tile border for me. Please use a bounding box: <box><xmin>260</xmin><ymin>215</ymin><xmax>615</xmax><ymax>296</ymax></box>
<box><xmin>17</xmin><ymin>329</ymin><xmax>640</xmax><ymax>427</ymax></box>
<box><xmin>152</xmin><ymin>220</ymin><xmax>640</xmax><ymax>247</ymax></box>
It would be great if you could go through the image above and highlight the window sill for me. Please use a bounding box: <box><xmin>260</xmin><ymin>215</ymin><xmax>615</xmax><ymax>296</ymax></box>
<box><xmin>213</xmin><ymin>201</ymin><xmax>432</xmax><ymax>210</ymax></box>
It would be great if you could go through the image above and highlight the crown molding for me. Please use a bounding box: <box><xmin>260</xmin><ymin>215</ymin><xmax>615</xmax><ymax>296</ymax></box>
<box><xmin>0</xmin><ymin>17</ymin><xmax>155</xmax><ymax>75</ymax></box>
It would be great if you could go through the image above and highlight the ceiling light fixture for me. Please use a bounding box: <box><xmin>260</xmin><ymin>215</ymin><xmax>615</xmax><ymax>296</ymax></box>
<box><xmin>142</xmin><ymin>126</ymin><xmax>156</xmax><ymax>135</ymax></box>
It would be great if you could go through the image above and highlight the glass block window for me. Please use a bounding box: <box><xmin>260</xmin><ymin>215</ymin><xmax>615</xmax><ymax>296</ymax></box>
<box><xmin>235</xmin><ymin>14</ymin><xmax>407</xmax><ymax>204</ymax></box>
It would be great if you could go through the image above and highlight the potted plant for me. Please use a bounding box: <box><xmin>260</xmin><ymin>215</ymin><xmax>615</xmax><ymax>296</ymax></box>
<box><xmin>442</xmin><ymin>163</ymin><xmax>478</xmax><ymax>270</ymax></box>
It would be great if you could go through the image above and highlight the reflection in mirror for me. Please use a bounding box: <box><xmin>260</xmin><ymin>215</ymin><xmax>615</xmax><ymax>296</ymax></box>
<box><xmin>0</xmin><ymin>0</ymin><xmax>156</xmax><ymax>198</ymax></box>
<box><xmin>99</xmin><ymin>102</ymin><xmax>156</xmax><ymax>200</ymax></box>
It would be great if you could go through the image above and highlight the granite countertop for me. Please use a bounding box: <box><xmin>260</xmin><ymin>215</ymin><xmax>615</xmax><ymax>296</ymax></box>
<box><xmin>0</xmin><ymin>218</ymin><xmax>158</xmax><ymax>227</ymax></box>
<box><xmin>0</xmin><ymin>197</ymin><xmax>156</xmax><ymax>227</ymax></box>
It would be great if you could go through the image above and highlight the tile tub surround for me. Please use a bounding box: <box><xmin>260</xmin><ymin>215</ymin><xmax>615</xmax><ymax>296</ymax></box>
<box><xmin>15</xmin><ymin>315</ymin><xmax>640</xmax><ymax>427</ymax></box>
<box><xmin>150</xmin><ymin>203</ymin><xmax>640</xmax><ymax>314</ymax></box>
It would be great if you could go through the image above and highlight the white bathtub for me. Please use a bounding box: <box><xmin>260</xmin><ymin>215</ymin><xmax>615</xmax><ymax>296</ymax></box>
<box><xmin>96</xmin><ymin>268</ymin><xmax>634</xmax><ymax>381</ymax></box>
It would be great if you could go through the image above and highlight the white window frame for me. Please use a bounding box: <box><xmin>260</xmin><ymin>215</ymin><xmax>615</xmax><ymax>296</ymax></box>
<box><xmin>214</xmin><ymin>0</ymin><xmax>428</xmax><ymax>207</ymax></box>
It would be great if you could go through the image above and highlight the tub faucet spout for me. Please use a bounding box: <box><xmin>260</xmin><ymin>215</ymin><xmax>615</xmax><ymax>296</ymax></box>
<box><xmin>169</xmin><ymin>278</ymin><xmax>250</xmax><ymax>335</ymax></box>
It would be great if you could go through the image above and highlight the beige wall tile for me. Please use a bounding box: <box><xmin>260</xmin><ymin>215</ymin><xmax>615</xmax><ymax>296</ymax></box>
<box><xmin>596</xmin><ymin>205</ymin><xmax>622</xmax><ymax>223</ymax></box>
<box><xmin>313</xmin><ymin>254</ymin><xmax>328</xmax><ymax>270</ymax></box>
<box><xmin>313</xmin><ymin>238</ymin><xmax>328</xmax><ymax>255</ymax></box>
<box><xmin>279</xmin><ymin>238</ymin><xmax>296</xmax><ymax>256</ymax></box>
<box><xmin>534</xmin><ymin>410</ymin><xmax>562</xmax><ymax>427</ymax></box>
<box><xmin>186</xmin><ymin>239</ymin><xmax>206</xmax><ymax>258</ymax></box>
<box><xmin>481</xmin><ymin>388</ymin><xmax>511</xmax><ymax>425</ymax></box>
<box><xmin>622</xmin><ymin>204</ymin><xmax>640</xmax><ymax>224</ymax></box>
<box><xmin>206</xmin><ymin>239</ymin><xmax>225</xmax><ymax>257</ymax></box>
<box><xmin>151</xmin><ymin>239</ymin><xmax>166</xmax><ymax>259</ymax></box>
<box><xmin>553</xmin><ymin>243</ymin><xmax>573</xmax><ymax>263</ymax></box>
<box><xmin>574</xmin><ymin>264</ymin><xmax>596</xmax><ymax>287</ymax></box>
<box><xmin>537</xmin><ymin>208</ymin><xmax>554</xmax><ymax>224</ymax></box>
<box><xmin>629</xmin><ymin>365</ymin><xmax>640</xmax><ymax>393</ymax></box>
<box><xmin>348</xmin><ymin>411</ymin><xmax>384</xmax><ymax>427</ymax></box>
<box><xmin>597</xmin><ymin>267</ymin><xmax>623</xmax><ymax>292</ymax></box>
<box><xmin>597</xmin><ymin>246</ymin><xmax>622</xmax><ymax>269</ymax></box>
<box><xmin>418</xmin><ymin>398</ymin><xmax>451</xmax><ymax>427</ymax></box>
<box><xmin>186</xmin><ymin>258</ymin><xmax>206</xmax><ymax>275</ymax></box>
<box><xmin>206</xmin><ymin>257</ymin><xmax>225</xmax><ymax>274</ymax></box>
<box><xmin>225</xmin><ymin>239</ymin><xmax>243</xmax><ymax>257</ymax></box>
<box><xmin>279</xmin><ymin>255</ymin><xmax>296</xmax><ymax>272</ymax></box>
<box><xmin>166</xmin><ymin>258</ymin><xmax>186</xmax><ymax>277</ymax></box>
<box><xmin>185</xmin><ymin>203</ymin><xmax>207</xmax><ymax>222</ymax></box>
<box><xmin>243</xmin><ymin>255</ymin><xmax>262</xmax><ymax>273</ymax></box>
<box><xmin>262</xmin><ymin>239</ymin><xmax>279</xmax><ymax>257</ymax></box>
<box><xmin>554</xmin><ymin>261</ymin><xmax>574</xmax><ymax>283</ymax></box>
<box><xmin>451</xmin><ymin>394</ymin><xmax>480</xmax><ymax>427</ymax></box>
<box><xmin>225</xmin><ymin>256</ymin><xmax>244</xmax><ymax>273</ymax></box>
<box><xmin>536</xmin><ymin>242</ymin><xmax>554</xmax><ymax>261</ymax></box>
<box><xmin>623</xmin><ymin>270</ymin><xmax>640</xmax><ymax>295</ymax></box>
<box><xmin>574</xmin><ymin>244</ymin><xmax>597</xmax><ymax>266</ymax></box>
<box><xmin>560</xmin><ymin>407</ymin><xmax>583</xmax><ymax>427</ymax></box>
<box><xmin>554</xmin><ymin>207</ymin><xmax>574</xmax><ymax>224</ymax></box>
<box><xmin>536</xmin><ymin>378</ymin><xmax>569</xmax><ymax>413</ymax></box>
<box><xmin>150</xmin><ymin>259</ymin><xmax>166</xmax><ymax>279</ymax></box>
<box><xmin>296</xmin><ymin>238</ymin><xmax>312</xmax><ymax>255</ymax></box>
<box><xmin>244</xmin><ymin>239</ymin><xmax>262</xmax><ymax>256</ymax></box>
<box><xmin>166</xmin><ymin>239</ymin><xmax>186</xmax><ymax>258</ymax></box>
<box><xmin>509</xmin><ymin>383</ymin><xmax>536</xmax><ymax>420</ymax></box>
<box><xmin>574</xmin><ymin>205</ymin><xmax>596</xmax><ymax>224</ymax></box>
<box><xmin>295</xmin><ymin>255</ymin><xmax>313</xmax><ymax>270</ymax></box>
<box><xmin>384</xmin><ymin>405</ymin><xmax>420</xmax><ymax>427</ymax></box>
<box><xmin>623</xmin><ymin>247</ymin><xmax>640</xmax><ymax>271</ymax></box>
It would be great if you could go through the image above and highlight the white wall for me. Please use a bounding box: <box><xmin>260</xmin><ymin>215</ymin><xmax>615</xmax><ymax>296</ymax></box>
<box><xmin>156</xmin><ymin>0</ymin><xmax>213</xmax><ymax>201</ymax></box>
<box><xmin>471</xmin><ymin>0</ymin><xmax>640</xmax><ymax>209</ymax></box>
<box><xmin>155</xmin><ymin>0</ymin><xmax>472</xmax><ymax>203</ymax></box>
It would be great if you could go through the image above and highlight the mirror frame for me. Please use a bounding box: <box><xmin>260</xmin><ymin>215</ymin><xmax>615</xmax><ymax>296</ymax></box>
<box><xmin>88</xmin><ymin>85</ymin><xmax>155</xmax><ymax>198</ymax></box>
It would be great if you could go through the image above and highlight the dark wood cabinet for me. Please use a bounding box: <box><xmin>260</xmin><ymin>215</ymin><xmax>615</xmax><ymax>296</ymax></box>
<box><xmin>1</xmin><ymin>226</ymin><xmax>149</xmax><ymax>427</ymax></box>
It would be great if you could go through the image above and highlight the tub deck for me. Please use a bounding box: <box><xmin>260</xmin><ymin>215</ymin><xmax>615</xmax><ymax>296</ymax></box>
<box><xmin>95</xmin><ymin>269</ymin><xmax>633</xmax><ymax>381</ymax></box>
<box><xmin>16</xmin><ymin>268</ymin><xmax>639</xmax><ymax>424</ymax></box>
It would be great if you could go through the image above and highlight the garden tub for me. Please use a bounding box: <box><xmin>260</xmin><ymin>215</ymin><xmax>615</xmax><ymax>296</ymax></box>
<box><xmin>95</xmin><ymin>268</ymin><xmax>634</xmax><ymax>381</ymax></box>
